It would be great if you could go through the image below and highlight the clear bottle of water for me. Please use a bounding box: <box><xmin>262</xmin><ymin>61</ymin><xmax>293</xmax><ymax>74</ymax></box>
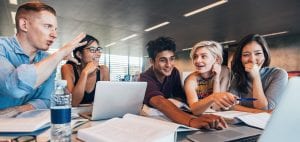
<box><xmin>50</xmin><ymin>80</ymin><xmax>71</xmax><ymax>142</ymax></box>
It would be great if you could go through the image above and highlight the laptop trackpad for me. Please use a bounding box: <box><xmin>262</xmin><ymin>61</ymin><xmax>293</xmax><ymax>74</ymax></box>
<box><xmin>187</xmin><ymin>125</ymin><xmax>262</xmax><ymax>142</ymax></box>
<box><xmin>188</xmin><ymin>130</ymin><xmax>243</xmax><ymax>142</ymax></box>
<box><xmin>219</xmin><ymin>130</ymin><xmax>243</xmax><ymax>138</ymax></box>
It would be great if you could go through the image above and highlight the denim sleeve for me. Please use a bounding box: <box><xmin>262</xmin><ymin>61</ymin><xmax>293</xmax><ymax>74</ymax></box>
<box><xmin>27</xmin><ymin>70</ymin><xmax>56</xmax><ymax>109</ymax></box>
<box><xmin>0</xmin><ymin>55</ymin><xmax>37</xmax><ymax>98</ymax></box>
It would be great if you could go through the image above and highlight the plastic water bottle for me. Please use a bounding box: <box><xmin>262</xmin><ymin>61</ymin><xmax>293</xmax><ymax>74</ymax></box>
<box><xmin>50</xmin><ymin>80</ymin><xmax>71</xmax><ymax>142</ymax></box>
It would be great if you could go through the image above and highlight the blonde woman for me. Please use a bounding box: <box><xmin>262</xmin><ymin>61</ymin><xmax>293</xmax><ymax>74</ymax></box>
<box><xmin>184</xmin><ymin>41</ymin><xmax>236</xmax><ymax>115</ymax></box>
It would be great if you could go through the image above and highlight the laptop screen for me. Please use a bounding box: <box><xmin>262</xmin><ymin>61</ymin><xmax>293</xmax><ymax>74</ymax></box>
<box><xmin>259</xmin><ymin>77</ymin><xmax>300</xmax><ymax>142</ymax></box>
<box><xmin>91</xmin><ymin>81</ymin><xmax>147</xmax><ymax>120</ymax></box>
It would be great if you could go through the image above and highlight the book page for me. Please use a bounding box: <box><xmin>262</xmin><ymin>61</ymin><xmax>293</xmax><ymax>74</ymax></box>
<box><xmin>78</xmin><ymin>117</ymin><xmax>175</xmax><ymax>142</ymax></box>
<box><xmin>124</xmin><ymin>114</ymin><xmax>197</xmax><ymax>132</ymax></box>
<box><xmin>125</xmin><ymin>114</ymin><xmax>180</xmax><ymax>130</ymax></box>
<box><xmin>0</xmin><ymin>109</ymin><xmax>50</xmax><ymax>132</ymax></box>
<box><xmin>235</xmin><ymin>112</ymin><xmax>271</xmax><ymax>129</ymax></box>
<box><xmin>78</xmin><ymin>114</ymin><xmax>197</xmax><ymax>142</ymax></box>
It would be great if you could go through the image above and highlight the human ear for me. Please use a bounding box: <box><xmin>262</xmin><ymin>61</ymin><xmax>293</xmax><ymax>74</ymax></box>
<box><xmin>215</xmin><ymin>57</ymin><xmax>221</xmax><ymax>64</ymax></box>
<box><xmin>75</xmin><ymin>51</ymin><xmax>82</xmax><ymax>60</ymax></box>
<box><xmin>18</xmin><ymin>18</ymin><xmax>29</xmax><ymax>32</ymax></box>
<box><xmin>150</xmin><ymin>58</ymin><xmax>155</xmax><ymax>65</ymax></box>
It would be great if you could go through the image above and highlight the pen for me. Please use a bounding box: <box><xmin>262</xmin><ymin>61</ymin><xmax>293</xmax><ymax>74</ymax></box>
<box><xmin>237</xmin><ymin>98</ymin><xmax>257</xmax><ymax>101</ymax></box>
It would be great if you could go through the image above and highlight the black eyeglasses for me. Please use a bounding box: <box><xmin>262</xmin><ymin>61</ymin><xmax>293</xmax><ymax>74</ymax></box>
<box><xmin>85</xmin><ymin>46</ymin><xmax>103</xmax><ymax>53</ymax></box>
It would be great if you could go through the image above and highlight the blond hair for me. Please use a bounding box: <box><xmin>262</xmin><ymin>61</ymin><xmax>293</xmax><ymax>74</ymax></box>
<box><xmin>190</xmin><ymin>41</ymin><xmax>223</xmax><ymax>63</ymax></box>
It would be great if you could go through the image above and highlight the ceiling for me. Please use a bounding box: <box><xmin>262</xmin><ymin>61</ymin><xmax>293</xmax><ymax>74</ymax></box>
<box><xmin>1</xmin><ymin>0</ymin><xmax>300</xmax><ymax>57</ymax></box>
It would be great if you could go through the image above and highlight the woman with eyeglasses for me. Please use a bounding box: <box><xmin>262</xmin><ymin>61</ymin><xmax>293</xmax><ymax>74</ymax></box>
<box><xmin>229</xmin><ymin>34</ymin><xmax>288</xmax><ymax>113</ymax></box>
<box><xmin>61</xmin><ymin>35</ymin><xmax>110</xmax><ymax>107</ymax></box>
<box><xmin>184</xmin><ymin>41</ymin><xmax>236</xmax><ymax>115</ymax></box>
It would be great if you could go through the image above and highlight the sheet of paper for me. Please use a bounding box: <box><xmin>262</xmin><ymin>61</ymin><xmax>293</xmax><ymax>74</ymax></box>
<box><xmin>78</xmin><ymin>117</ymin><xmax>174</xmax><ymax>142</ymax></box>
<box><xmin>235</xmin><ymin>113</ymin><xmax>271</xmax><ymax>129</ymax></box>
<box><xmin>210</xmin><ymin>111</ymin><xmax>254</xmax><ymax>119</ymax></box>
<box><xmin>0</xmin><ymin>109</ymin><xmax>50</xmax><ymax>132</ymax></box>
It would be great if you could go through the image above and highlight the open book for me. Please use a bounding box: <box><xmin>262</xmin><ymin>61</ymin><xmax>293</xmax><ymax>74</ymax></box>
<box><xmin>77</xmin><ymin>113</ymin><xmax>197</xmax><ymax>142</ymax></box>
<box><xmin>211</xmin><ymin>111</ymin><xmax>271</xmax><ymax>129</ymax></box>
<box><xmin>0</xmin><ymin>109</ymin><xmax>50</xmax><ymax>132</ymax></box>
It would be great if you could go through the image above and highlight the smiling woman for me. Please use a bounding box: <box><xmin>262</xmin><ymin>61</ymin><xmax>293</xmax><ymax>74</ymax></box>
<box><xmin>184</xmin><ymin>41</ymin><xmax>236</xmax><ymax>115</ymax></box>
<box><xmin>229</xmin><ymin>34</ymin><xmax>288</xmax><ymax>113</ymax></box>
<box><xmin>61</xmin><ymin>34</ymin><xmax>110</xmax><ymax>107</ymax></box>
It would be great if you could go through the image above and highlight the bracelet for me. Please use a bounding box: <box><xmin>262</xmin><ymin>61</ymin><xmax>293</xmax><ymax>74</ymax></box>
<box><xmin>188</xmin><ymin>117</ymin><xmax>195</xmax><ymax>127</ymax></box>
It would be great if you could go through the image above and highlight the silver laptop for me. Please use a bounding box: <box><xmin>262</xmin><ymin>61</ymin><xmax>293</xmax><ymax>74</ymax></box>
<box><xmin>259</xmin><ymin>77</ymin><xmax>300</xmax><ymax>142</ymax></box>
<box><xmin>80</xmin><ymin>81</ymin><xmax>147</xmax><ymax>120</ymax></box>
<box><xmin>187</xmin><ymin>125</ymin><xmax>262</xmax><ymax>142</ymax></box>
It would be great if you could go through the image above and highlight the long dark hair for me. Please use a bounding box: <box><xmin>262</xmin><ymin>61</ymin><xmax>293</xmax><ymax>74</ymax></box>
<box><xmin>231</xmin><ymin>34</ymin><xmax>271</xmax><ymax>93</ymax></box>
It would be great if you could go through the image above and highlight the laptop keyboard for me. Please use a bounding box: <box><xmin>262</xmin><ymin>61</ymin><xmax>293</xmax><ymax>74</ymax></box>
<box><xmin>226</xmin><ymin>135</ymin><xmax>260</xmax><ymax>142</ymax></box>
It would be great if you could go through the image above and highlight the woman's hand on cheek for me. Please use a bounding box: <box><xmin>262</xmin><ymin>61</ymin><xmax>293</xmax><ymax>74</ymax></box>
<box><xmin>245</xmin><ymin>63</ymin><xmax>260</xmax><ymax>79</ymax></box>
<box><xmin>83</xmin><ymin>62</ymin><xmax>99</xmax><ymax>75</ymax></box>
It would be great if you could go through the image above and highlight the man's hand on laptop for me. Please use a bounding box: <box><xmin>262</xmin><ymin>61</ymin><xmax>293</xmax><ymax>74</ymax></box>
<box><xmin>189</xmin><ymin>114</ymin><xmax>227</xmax><ymax>130</ymax></box>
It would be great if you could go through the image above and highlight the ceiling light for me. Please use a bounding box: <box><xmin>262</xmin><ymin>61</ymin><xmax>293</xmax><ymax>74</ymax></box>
<box><xmin>11</xmin><ymin>11</ymin><xmax>16</xmax><ymax>24</ymax></box>
<box><xmin>219</xmin><ymin>40</ymin><xmax>236</xmax><ymax>44</ymax></box>
<box><xmin>105</xmin><ymin>42</ymin><xmax>116</xmax><ymax>47</ymax></box>
<box><xmin>9</xmin><ymin>0</ymin><xmax>18</xmax><ymax>5</ymax></box>
<box><xmin>144</xmin><ymin>22</ymin><xmax>170</xmax><ymax>32</ymax></box>
<box><xmin>121</xmin><ymin>34</ymin><xmax>138</xmax><ymax>41</ymax></box>
<box><xmin>182</xmin><ymin>48</ymin><xmax>192</xmax><ymax>51</ymax></box>
<box><xmin>262</xmin><ymin>31</ymin><xmax>288</xmax><ymax>37</ymax></box>
<box><xmin>184</xmin><ymin>0</ymin><xmax>228</xmax><ymax>17</ymax></box>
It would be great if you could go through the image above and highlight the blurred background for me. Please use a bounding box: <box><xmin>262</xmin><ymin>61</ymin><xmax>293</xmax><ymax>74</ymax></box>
<box><xmin>1</xmin><ymin>0</ymin><xmax>300</xmax><ymax>80</ymax></box>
